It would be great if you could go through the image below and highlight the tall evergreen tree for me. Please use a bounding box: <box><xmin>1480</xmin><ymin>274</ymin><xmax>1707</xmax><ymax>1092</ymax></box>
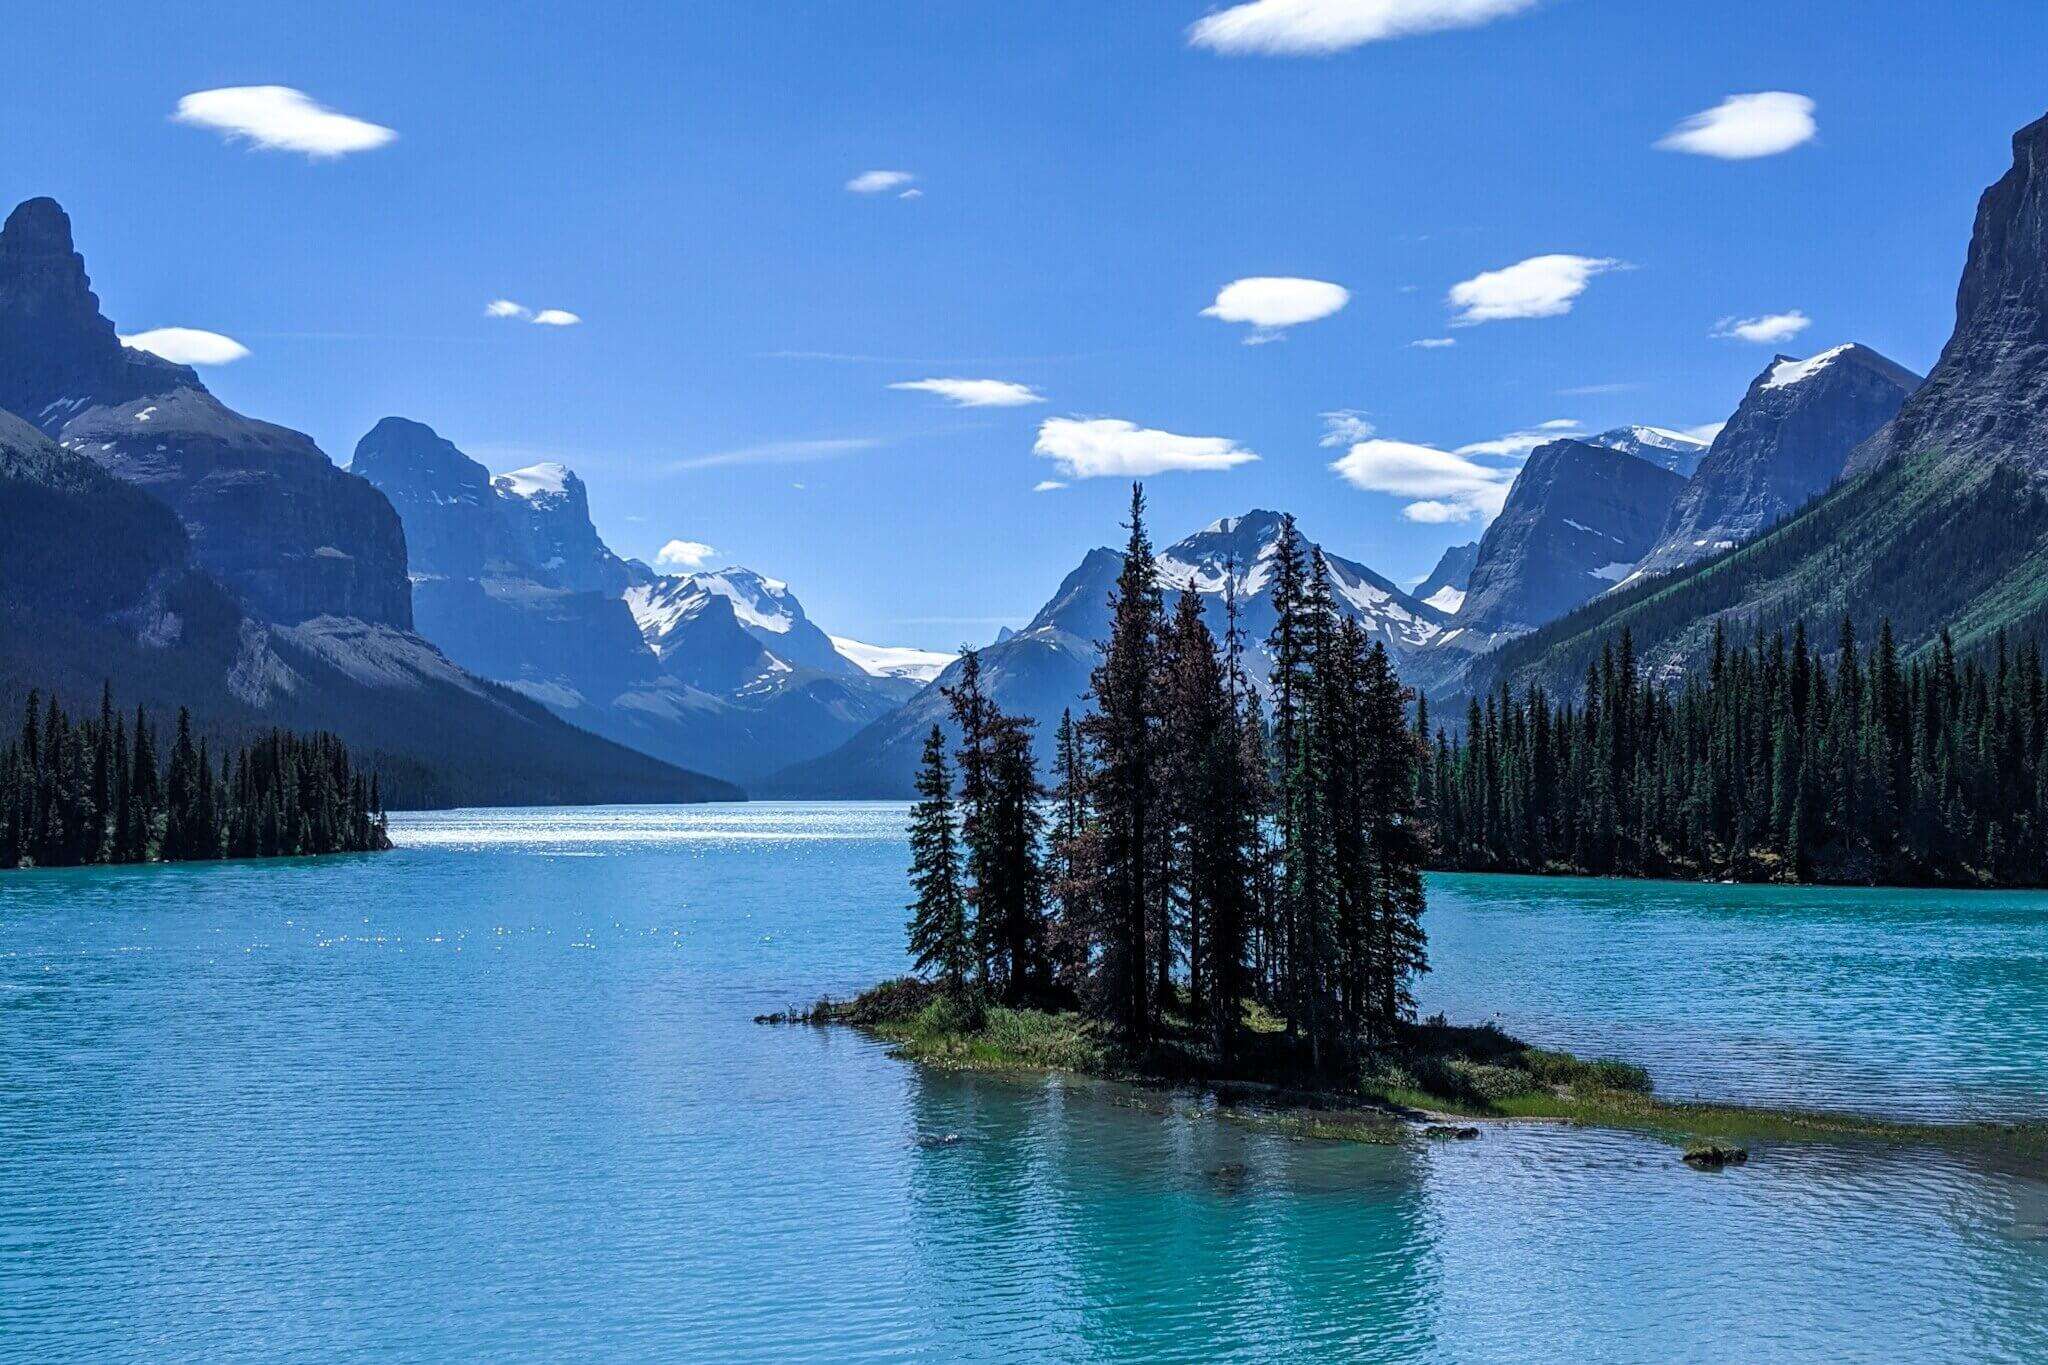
<box><xmin>906</xmin><ymin>727</ymin><xmax>973</xmax><ymax>1001</ymax></box>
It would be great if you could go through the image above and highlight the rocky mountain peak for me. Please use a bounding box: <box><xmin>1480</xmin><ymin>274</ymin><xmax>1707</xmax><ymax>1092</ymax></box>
<box><xmin>0</xmin><ymin>196</ymin><xmax>196</xmax><ymax>427</ymax></box>
<box><xmin>1631</xmin><ymin>342</ymin><xmax>1920</xmax><ymax>583</ymax></box>
<box><xmin>2</xmin><ymin>197</ymin><xmax>77</xmax><ymax>257</ymax></box>
<box><xmin>1457</xmin><ymin>440</ymin><xmax>1686</xmax><ymax>635</ymax></box>
<box><xmin>352</xmin><ymin>416</ymin><xmax>492</xmax><ymax>493</ymax></box>
<box><xmin>1847</xmin><ymin>108</ymin><xmax>2048</xmax><ymax>479</ymax></box>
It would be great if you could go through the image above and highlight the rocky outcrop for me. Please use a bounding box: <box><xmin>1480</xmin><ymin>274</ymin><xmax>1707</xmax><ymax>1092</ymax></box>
<box><xmin>0</xmin><ymin>198</ymin><xmax>411</xmax><ymax>628</ymax></box>
<box><xmin>1458</xmin><ymin>441</ymin><xmax>1686</xmax><ymax>636</ymax></box>
<box><xmin>1847</xmin><ymin>112</ymin><xmax>2048</xmax><ymax>480</ymax></box>
<box><xmin>1630</xmin><ymin>345</ymin><xmax>1920</xmax><ymax>582</ymax></box>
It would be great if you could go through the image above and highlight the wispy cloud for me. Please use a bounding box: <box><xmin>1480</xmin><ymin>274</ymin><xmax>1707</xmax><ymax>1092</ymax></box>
<box><xmin>1712</xmin><ymin>310</ymin><xmax>1811</xmax><ymax>345</ymax></box>
<box><xmin>847</xmin><ymin>170</ymin><xmax>916</xmax><ymax>194</ymax></box>
<box><xmin>531</xmin><ymin>309</ymin><xmax>581</xmax><ymax>327</ymax></box>
<box><xmin>1659</xmin><ymin>92</ymin><xmax>1817</xmax><ymax>160</ymax></box>
<box><xmin>1189</xmin><ymin>0</ymin><xmax>1537</xmax><ymax>55</ymax></box>
<box><xmin>485</xmin><ymin>299</ymin><xmax>529</xmax><ymax>319</ymax></box>
<box><xmin>670</xmin><ymin>437</ymin><xmax>883</xmax><ymax>471</ymax></box>
<box><xmin>173</xmin><ymin>86</ymin><xmax>395</xmax><ymax>158</ymax></box>
<box><xmin>1035</xmin><ymin>417</ymin><xmax>1259</xmax><ymax>479</ymax></box>
<box><xmin>654</xmin><ymin>539</ymin><xmax>717</xmax><ymax>569</ymax></box>
<box><xmin>1318</xmin><ymin>410</ymin><xmax>1377</xmax><ymax>448</ymax></box>
<box><xmin>1202</xmin><ymin>277</ymin><xmax>1349</xmax><ymax>343</ymax></box>
<box><xmin>1557</xmin><ymin>381</ymin><xmax>1643</xmax><ymax>397</ymax></box>
<box><xmin>1684</xmin><ymin>421</ymin><xmax>1728</xmax><ymax>443</ymax></box>
<box><xmin>890</xmin><ymin>378</ymin><xmax>1045</xmax><ymax>408</ymax></box>
<box><xmin>1033</xmin><ymin>480</ymin><xmax>1068</xmax><ymax>493</ymax></box>
<box><xmin>1410</xmin><ymin>337</ymin><xmax>1457</xmax><ymax>349</ymax></box>
<box><xmin>1455</xmin><ymin>427</ymin><xmax>1566</xmax><ymax>459</ymax></box>
<box><xmin>1330</xmin><ymin>437</ymin><xmax>1513</xmax><ymax>523</ymax></box>
<box><xmin>1449</xmin><ymin>254</ymin><xmax>1623</xmax><ymax>324</ymax></box>
<box><xmin>118</xmin><ymin>327</ymin><xmax>250</xmax><ymax>366</ymax></box>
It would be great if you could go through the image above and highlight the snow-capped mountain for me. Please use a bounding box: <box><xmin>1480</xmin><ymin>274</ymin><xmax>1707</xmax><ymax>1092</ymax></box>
<box><xmin>772</xmin><ymin>510</ymin><xmax>1449</xmax><ymax>797</ymax></box>
<box><xmin>1588</xmin><ymin>425</ymin><xmax>1712</xmax><ymax>477</ymax></box>
<box><xmin>1627</xmin><ymin>343</ymin><xmax>1921</xmax><ymax>584</ymax></box>
<box><xmin>354</xmin><ymin>416</ymin><xmax>924</xmax><ymax>784</ymax></box>
<box><xmin>627</xmin><ymin>567</ymin><xmax>864</xmax><ymax>683</ymax></box>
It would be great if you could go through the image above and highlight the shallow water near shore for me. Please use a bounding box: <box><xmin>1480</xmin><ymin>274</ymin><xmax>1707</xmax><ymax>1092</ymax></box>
<box><xmin>2</xmin><ymin>802</ymin><xmax>2044</xmax><ymax>1361</ymax></box>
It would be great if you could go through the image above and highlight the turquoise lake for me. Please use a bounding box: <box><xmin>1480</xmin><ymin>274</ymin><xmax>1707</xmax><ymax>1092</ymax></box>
<box><xmin>2</xmin><ymin>802</ymin><xmax>2045</xmax><ymax>1361</ymax></box>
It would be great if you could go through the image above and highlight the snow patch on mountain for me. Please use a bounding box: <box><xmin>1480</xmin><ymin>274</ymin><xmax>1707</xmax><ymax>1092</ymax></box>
<box><xmin>831</xmin><ymin>636</ymin><xmax>957</xmax><ymax>683</ymax></box>
<box><xmin>493</xmin><ymin>461</ymin><xmax>572</xmax><ymax>502</ymax></box>
<box><xmin>1424</xmin><ymin>585</ymin><xmax>1465</xmax><ymax>614</ymax></box>
<box><xmin>1763</xmin><ymin>344</ymin><xmax>1857</xmax><ymax>391</ymax></box>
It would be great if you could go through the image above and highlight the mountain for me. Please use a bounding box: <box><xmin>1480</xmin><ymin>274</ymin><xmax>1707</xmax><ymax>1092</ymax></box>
<box><xmin>1467</xmin><ymin>109</ymin><xmax>2048</xmax><ymax>706</ymax></box>
<box><xmin>353</xmin><ymin>416</ymin><xmax>921</xmax><ymax>784</ymax></box>
<box><xmin>1413</xmin><ymin>541</ymin><xmax>1479</xmax><ymax>615</ymax></box>
<box><xmin>1456</xmin><ymin>440</ymin><xmax>1687</xmax><ymax>637</ymax></box>
<box><xmin>0</xmin><ymin>201</ymin><xmax>734</xmax><ymax>807</ymax></box>
<box><xmin>0</xmin><ymin>199</ymin><xmax>409</xmax><ymax>627</ymax></box>
<box><xmin>772</xmin><ymin>510</ymin><xmax>1451</xmax><ymax>797</ymax></box>
<box><xmin>1588</xmin><ymin>425</ymin><xmax>1712</xmax><ymax>477</ymax></box>
<box><xmin>0</xmin><ymin>408</ymin><xmax>734</xmax><ymax>807</ymax></box>
<box><xmin>1626</xmin><ymin>345</ymin><xmax>1921</xmax><ymax>583</ymax></box>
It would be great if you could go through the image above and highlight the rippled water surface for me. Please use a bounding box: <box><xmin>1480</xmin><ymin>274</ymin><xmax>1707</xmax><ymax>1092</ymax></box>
<box><xmin>3</xmin><ymin>803</ymin><xmax>2044</xmax><ymax>1361</ymax></box>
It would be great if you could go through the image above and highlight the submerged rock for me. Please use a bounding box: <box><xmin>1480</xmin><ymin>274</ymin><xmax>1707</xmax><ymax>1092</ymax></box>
<box><xmin>1682</xmin><ymin>1144</ymin><xmax>1750</xmax><ymax>1170</ymax></box>
<box><xmin>1422</xmin><ymin>1125</ymin><xmax>1482</xmax><ymax>1141</ymax></box>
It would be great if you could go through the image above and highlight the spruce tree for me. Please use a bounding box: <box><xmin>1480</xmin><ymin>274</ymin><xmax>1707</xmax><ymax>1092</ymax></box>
<box><xmin>905</xmin><ymin>727</ymin><xmax>972</xmax><ymax>1001</ymax></box>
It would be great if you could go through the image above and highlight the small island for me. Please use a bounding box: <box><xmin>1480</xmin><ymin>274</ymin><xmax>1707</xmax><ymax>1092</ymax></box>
<box><xmin>778</xmin><ymin>491</ymin><xmax>2046</xmax><ymax>1167</ymax></box>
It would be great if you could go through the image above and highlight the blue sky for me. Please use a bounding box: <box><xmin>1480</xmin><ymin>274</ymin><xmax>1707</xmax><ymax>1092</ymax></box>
<box><xmin>7</xmin><ymin>1</ymin><xmax>2047</xmax><ymax>649</ymax></box>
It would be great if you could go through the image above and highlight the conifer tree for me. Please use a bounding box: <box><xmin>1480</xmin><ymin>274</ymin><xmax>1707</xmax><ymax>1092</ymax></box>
<box><xmin>906</xmin><ymin>727</ymin><xmax>973</xmax><ymax>1001</ymax></box>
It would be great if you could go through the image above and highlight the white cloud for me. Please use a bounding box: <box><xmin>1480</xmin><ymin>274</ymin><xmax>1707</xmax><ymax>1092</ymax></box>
<box><xmin>1318</xmin><ymin>409</ymin><xmax>1377</xmax><ymax>448</ymax></box>
<box><xmin>655</xmin><ymin>539</ymin><xmax>717</xmax><ymax>569</ymax></box>
<box><xmin>1033</xmin><ymin>480</ymin><xmax>1068</xmax><ymax>493</ymax></box>
<box><xmin>1034</xmin><ymin>417</ymin><xmax>1259</xmax><ymax>479</ymax></box>
<box><xmin>118</xmin><ymin>327</ymin><xmax>250</xmax><ymax>366</ymax></box>
<box><xmin>1455</xmin><ymin>430</ymin><xmax>1550</xmax><ymax>459</ymax></box>
<box><xmin>1449</xmin><ymin>254</ymin><xmax>1622</xmax><ymax>324</ymax></box>
<box><xmin>1684</xmin><ymin>421</ymin><xmax>1728</xmax><ymax>443</ymax></box>
<box><xmin>487</xmin><ymin>300</ymin><xmax>580</xmax><ymax>327</ymax></box>
<box><xmin>1536</xmin><ymin>418</ymin><xmax>1581</xmax><ymax>431</ymax></box>
<box><xmin>847</xmin><ymin>170</ymin><xmax>915</xmax><ymax>194</ymax></box>
<box><xmin>1189</xmin><ymin>0</ymin><xmax>1537</xmax><ymax>55</ymax></box>
<box><xmin>889</xmin><ymin>378</ymin><xmax>1045</xmax><ymax>408</ymax></box>
<box><xmin>1658</xmin><ymin>92</ymin><xmax>1817</xmax><ymax>160</ymax></box>
<box><xmin>1202</xmin><ymin>277</ymin><xmax>1350</xmax><ymax>342</ymax></box>
<box><xmin>1410</xmin><ymin>336</ymin><xmax>1457</xmax><ymax>349</ymax></box>
<box><xmin>173</xmin><ymin>86</ymin><xmax>395</xmax><ymax>158</ymax></box>
<box><xmin>1712</xmin><ymin>310</ymin><xmax>1811</xmax><ymax>345</ymax></box>
<box><xmin>898</xmin><ymin>188</ymin><xmax>924</xmax><ymax>200</ymax></box>
<box><xmin>1330</xmin><ymin>437</ymin><xmax>1514</xmax><ymax>523</ymax></box>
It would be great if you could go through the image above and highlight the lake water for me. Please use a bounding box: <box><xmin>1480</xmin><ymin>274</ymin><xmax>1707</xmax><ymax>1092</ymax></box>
<box><xmin>2</xmin><ymin>803</ymin><xmax>2044</xmax><ymax>1361</ymax></box>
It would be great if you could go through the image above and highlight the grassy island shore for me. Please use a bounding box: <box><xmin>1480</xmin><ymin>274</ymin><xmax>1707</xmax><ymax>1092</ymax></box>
<box><xmin>767</xmin><ymin>978</ymin><xmax>2048</xmax><ymax>1164</ymax></box>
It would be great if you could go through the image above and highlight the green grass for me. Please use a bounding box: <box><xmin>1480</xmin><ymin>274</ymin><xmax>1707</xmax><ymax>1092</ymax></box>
<box><xmin>782</xmin><ymin>978</ymin><xmax>2048</xmax><ymax>1159</ymax></box>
